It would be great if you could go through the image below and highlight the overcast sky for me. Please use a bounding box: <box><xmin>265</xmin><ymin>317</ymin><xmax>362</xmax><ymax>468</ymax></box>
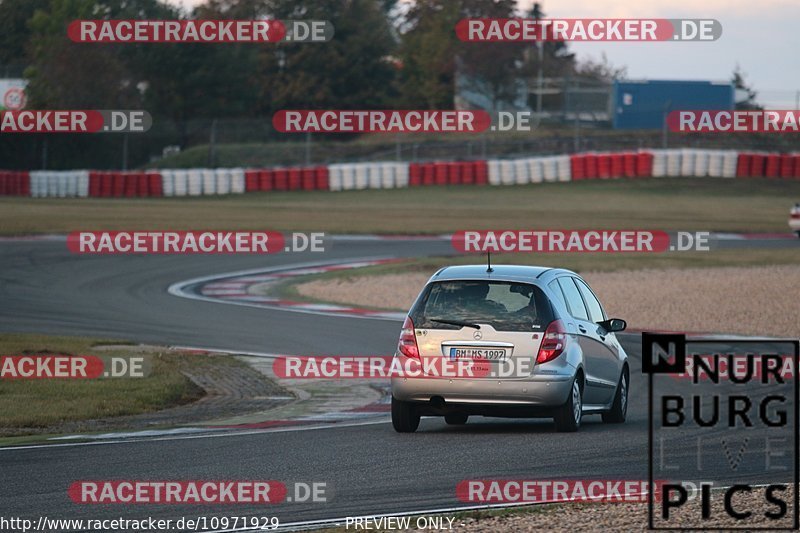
<box><xmin>165</xmin><ymin>0</ymin><xmax>800</xmax><ymax>108</ymax></box>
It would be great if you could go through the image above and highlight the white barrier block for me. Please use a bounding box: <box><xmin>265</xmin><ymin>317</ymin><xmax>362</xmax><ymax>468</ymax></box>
<box><xmin>556</xmin><ymin>155</ymin><xmax>571</xmax><ymax>182</ymax></box>
<box><xmin>367</xmin><ymin>163</ymin><xmax>383</xmax><ymax>189</ymax></box>
<box><xmin>172</xmin><ymin>170</ymin><xmax>188</xmax><ymax>196</ymax></box>
<box><xmin>380</xmin><ymin>163</ymin><xmax>396</xmax><ymax>189</ymax></box>
<box><xmin>707</xmin><ymin>150</ymin><xmax>724</xmax><ymax>177</ymax></box>
<box><xmin>487</xmin><ymin>160</ymin><xmax>502</xmax><ymax>185</ymax></box>
<box><xmin>693</xmin><ymin>150</ymin><xmax>710</xmax><ymax>177</ymax></box>
<box><xmin>499</xmin><ymin>160</ymin><xmax>515</xmax><ymax>185</ymax></box>
<box><xmin>230</xmin><ymin>168</ymin><xmax>245</xmax><ymax>193</ymax></box>
<box><xmin>328</xmin><ymin>165</ymin><xmax>344</xmax><ymax>191</ymax></box>
<box><xmin>354</xmin><ymin>164</ymin><xmax>369</xmax><ymax>189</ymax></box>
<box><xmin>513</xmin><ymin>158</ymin><xmax>530</xmax><ymax>185</ymax></box>
<box><xmin>201</xmin><ymin>169</ymin><xmax>216</xmax><ymax>195</ymax></box>
<box><xmin>59</xmin><ymin>172</ymin><xmax>67</xmax><ymax>196</ymax></box>
<box><xmin>76</xmin><ymin>170</ymin><xmax>89</xmax><ymax>197</ymax></box>
<box><xmin>161</xmin><ymin>170</ymin><xmax>175</xmax><ymax>197</ymax></box>
<box><xmin>665</xmin><ymin>149</ymin><xmax>682</xmax><ymax>176</ymax></box>
<box><xmin>651</xmin><ymin>150</ymin><xmax>667</xmax><ymax>177</ymax></box>
<box><xmin>528</xmin><ymin>158</ymin><xmax>543</xmax><ymax>183</ymax></box>
<box><xmin>722</xmin><ymin>151</ymin><xmax>738</xmax><ymax>178</ymax></box>
<box><xmin>29</xmin><ymin>171</ymin><xmax>45</xmax><ymax>197</ymax></box>
<box><xmin>51</xmin><ymin>172</ymin><xmax>63</xmax><ymax>197</ymax></box>
<box><xmin>334</xmin><ymin>164</ymin><xmax>353</xmax><ymax>190</ymax></box>
<box><xmin>40</xmin><ymin>171</ymin><xmax>53</xmax><ymax>197</ymax></box>
<box><xmin>680</xmin><ymin>148</ymin><xmax>696</xmax><ymax>177</ymax></box>
<box><xmin>342</xmin><ymin>164</ymin><xmax>357</xmax><ymax>190</ymax></box>
<box><xmin>215</xmin><ymin>168</ymin><xmax>231</xmax><ymax>195</ymax></box>
<box><xmin>36</xmin><ymin>171</ymin><xmax>49</xmax><ymax>197</ymax></box>
<box><xmin>542</xmin><ymin>156</ymin><xmax>558</xmax><ymax>182</ymax></box>
<box><xmin>187</xmin><ymin>169</ymin><xmax>203</xmax><ymax>196</ymax></box>
<box><xmin>395</xmin><ymin>163</ymin><xmax>409</xmax><ymax>188</ymax></box>
<box><xmin>69</xmin><ymin>171</ymin><xmax>80</xmax><ymax>197</ymax></box>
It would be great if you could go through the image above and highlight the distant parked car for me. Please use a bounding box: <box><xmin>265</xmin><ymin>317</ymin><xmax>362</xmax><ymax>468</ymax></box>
<box><xmin>391</xmin><ymin>265</ymin><xmax>629</xmax><ymax>433</ymax></box>
<box><xmin>790</xmin><ymin>204</ymin><xmax>800</xmax><ymax>237</ymax></box>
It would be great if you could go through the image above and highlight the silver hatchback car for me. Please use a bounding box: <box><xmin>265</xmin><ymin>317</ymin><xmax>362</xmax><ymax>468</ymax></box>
<box><xmin>391</xmin><ymin>265</ymin><xmax>629</xmax><ymax>433</ymax></box>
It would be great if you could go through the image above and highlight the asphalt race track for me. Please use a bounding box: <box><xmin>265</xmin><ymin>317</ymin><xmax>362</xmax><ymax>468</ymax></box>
<box><xmin>0</xmin><ymin>234</ymin><xmax>797</xmax><ymax>530</ymax></box>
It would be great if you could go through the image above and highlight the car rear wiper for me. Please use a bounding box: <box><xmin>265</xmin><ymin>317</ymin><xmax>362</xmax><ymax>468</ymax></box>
<box><xmin>428</xmin><ymin>318</ymin><xmax>481</xmax><ymax>330</ymax></box>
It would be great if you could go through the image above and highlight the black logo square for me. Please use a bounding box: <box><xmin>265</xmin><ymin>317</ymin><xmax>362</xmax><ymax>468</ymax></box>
<box><xmin>642</xmin><ymin>332</ymin><xmax>686</xmax><ymax>374</ymax></box>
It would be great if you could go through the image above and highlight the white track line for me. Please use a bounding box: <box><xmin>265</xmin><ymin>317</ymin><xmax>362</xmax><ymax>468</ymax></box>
<box><xmin>0</xmin><ymin>419</ymin><xmax>389</xmax><ymax>452</ymax></box>
<box><xmin>167</xmin><ymin>256</ymin><xmax>405</xmax><ymax>322</ymax></box>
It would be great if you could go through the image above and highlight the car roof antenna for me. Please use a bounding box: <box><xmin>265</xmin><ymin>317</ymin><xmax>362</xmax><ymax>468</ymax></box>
<box><xmin>486</xmin><ymin>251</ymin><xmax>494</xmax><ymax>273</ymax></box>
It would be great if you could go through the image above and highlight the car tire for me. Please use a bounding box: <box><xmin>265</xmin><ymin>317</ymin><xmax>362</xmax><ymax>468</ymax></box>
<box><xmin>392</xmin><ymin>397</ymin><xmax>420</xmax><ymax>433</ymax></box>
<box><xmin>554</xmin><ymin>377</ymin><xmax>582</xmax><ymax>432</ymax></box>
<box><xmin>444</xmin><ymin>414</ymin><xmax>468</xmax><ymax>425</ymax></box>
<box><xmin>602</xmin><ymin>369</ymin><xmax>629</xmax><ymax>424</ymax></box>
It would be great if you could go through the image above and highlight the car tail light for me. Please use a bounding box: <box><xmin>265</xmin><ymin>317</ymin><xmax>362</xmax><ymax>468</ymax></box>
<box><xmin>398</xmin><ymin>316</ymin><xmax>420</xmax><ymax>359</ymax></box>
<box><xmin>537</xmin><ymin>319</ymin><xmax>567</xmax><ymax>364</ymax></box>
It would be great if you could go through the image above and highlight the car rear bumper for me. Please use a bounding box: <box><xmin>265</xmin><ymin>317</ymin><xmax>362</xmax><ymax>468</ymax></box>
<box><xmin>391</xmin><ymin>372</ymin><xmax>574</xmax><ymax>411</ymax></box>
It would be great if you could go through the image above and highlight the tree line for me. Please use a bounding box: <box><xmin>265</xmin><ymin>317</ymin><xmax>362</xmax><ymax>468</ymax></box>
<box><xmin>0</xmin><ymin>0</ymin><xmax>620</xmax><ymax>168</ymax></box>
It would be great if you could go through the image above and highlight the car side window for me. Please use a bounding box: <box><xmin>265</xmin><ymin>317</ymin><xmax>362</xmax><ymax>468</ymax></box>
<box><xmin>574</xmin><ymin>278</ymin><xmax>605</xmax><ymax>323</ymax></box>
<box><xmin>556</xmin><ymin>277</ymin><xmax>589</xmax><ymax>321</ymax></box>
<box><xmin>548</xmin><ymin>280</ymin><xmax>566</xmax><ymax>309</ymax></box>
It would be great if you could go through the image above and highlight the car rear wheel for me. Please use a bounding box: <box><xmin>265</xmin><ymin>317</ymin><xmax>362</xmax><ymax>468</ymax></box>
<box><xmin>554</xmin><ymin>378</ymin><xmax>582</xmax><ymax>432</ymax></box>
<box><xmin>392</xmin><ymin>397</ymin><xmax>420</xmax><ymax>433</ymax></box>
<box><xmin>444</xmin><ymin>414</ymin><xmax>468</xmax><ymax>425</ymax></box>
<box><xmin>602</xmin><ymin>370</ymin><xmax>628</xmax><ymax>423</ymax></box>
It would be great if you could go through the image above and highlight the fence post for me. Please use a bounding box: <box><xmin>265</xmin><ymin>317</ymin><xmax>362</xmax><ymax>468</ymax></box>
<box><xmin>208</xmin><ymin>119</ymin><xmax>217</xmax><ymax>168</ymax></box>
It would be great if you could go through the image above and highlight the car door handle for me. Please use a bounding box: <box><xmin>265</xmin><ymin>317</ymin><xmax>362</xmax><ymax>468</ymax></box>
<box><xmin>578</xmin><ymin>325</ymin><xmax>587</xmax><ymax>333</ymax></box>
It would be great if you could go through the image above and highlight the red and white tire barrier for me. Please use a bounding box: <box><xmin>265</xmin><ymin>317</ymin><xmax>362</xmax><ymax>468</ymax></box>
<box><xmin>30</xmin><ymin>170</ymin><xmax>90</xmax><ymax>198</ymax></box>
<box><xmin>0</xmin><ymin>170</ymin><xmax>30</xmax><ymax>196</ymax></box>
<box><xmin>3</xmin><ymin>149</ymin><xmax>800</xmax><ymax>198</ymax></box>
<box><xmin>86</xmin><ymin>171</ymin><xmax>163</xmax><ymax>197</ymax></box>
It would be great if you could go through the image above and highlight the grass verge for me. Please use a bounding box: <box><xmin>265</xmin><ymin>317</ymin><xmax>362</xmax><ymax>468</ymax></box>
<box><xmin>1</xmin><ymin>179</ymin><xmax>800</xmax><ymax>235</ymax></box>
<box><xmin>0</xmin><ymin>334</ymin><xmax>207</xmax><ymax>436</ymax></box>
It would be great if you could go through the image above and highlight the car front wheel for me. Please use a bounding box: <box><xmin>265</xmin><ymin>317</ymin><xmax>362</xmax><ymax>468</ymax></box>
<box><xmin>392</xmin><ymin>397</ymin><xmax>420</xmax><ymax>433</ymax></box>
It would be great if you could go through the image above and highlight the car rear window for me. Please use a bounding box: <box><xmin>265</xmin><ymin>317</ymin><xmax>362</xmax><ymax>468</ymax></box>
<box><xmin>410</xmin><ymin>280</ymin><xmax>554</xmax><ymax>332</ymax></box>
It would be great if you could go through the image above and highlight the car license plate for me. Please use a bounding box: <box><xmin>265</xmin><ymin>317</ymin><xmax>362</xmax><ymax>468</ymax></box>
<box><xmin>449</xmin><ymin>347</ymin><xmax>508</xmax><ymax>361</ymax></box>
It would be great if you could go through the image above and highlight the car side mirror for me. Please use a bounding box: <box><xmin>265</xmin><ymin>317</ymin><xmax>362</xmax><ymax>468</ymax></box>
<box><xmin>598</xmin><ymin>318</ymin><xmax>626</xmax><ymax>332</ymax></box>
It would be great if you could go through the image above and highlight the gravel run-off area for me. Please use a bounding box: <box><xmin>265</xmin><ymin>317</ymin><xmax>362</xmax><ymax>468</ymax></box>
<box><xmin>450</xmin><ymin>485</ymin><xmax>796</xmax><ymax>531</ymax></box>
<box><xmin>296</xmin><ymin>265</ymin><xmax>800</xmax><ymax>338</ymax></box>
